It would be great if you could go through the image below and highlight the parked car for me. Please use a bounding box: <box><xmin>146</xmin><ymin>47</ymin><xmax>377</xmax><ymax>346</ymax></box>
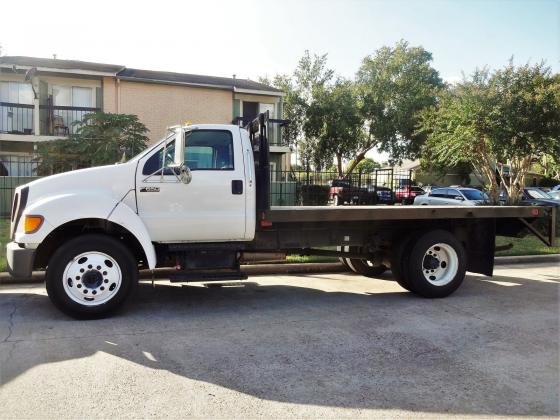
<box><xmin>547</xmin><ymin>190</ymin><xmax>560</xmax><ymax>200</ymax></box>
<box><xmin>328</xmin><ymin>179</ymin><xmax>375</xmax><ymax>206</ymax></box>
<box><xmin>414</xmin><ymin>187</ymin><xmax>489</xmax><ymax>206</ymax></box>
<box><xmin>394</xmin><ymin>185</ymin><xmax>425</xmax><ymax>205</ymax></box>
<box><xmin>551</xmin><ymin>185</ymin><xmax>560</xmax><ymax>191</ymax></box>
<box><xmin>367</xmin><ymin>185</ymin><xmax>395</xmax><ymax>205</ymax></box>
<box><xmin>520</xmin><ymin>188</ymin><xmax>560</xmax><ymax>207</ymax></box>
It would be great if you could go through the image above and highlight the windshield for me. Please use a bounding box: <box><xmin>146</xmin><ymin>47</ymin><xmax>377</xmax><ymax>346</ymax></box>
<box><xmin>548</xmin><ymin>191</ymin><xmax>560</xmax><ymax>200</ymax></box>
<box><xmin>526</xmin><ymin>189</ymin><xmax>552</xmax><ymax>199</ymax></box>
<box><xmin>461</xmin><ymin>189</ymin><xmax>488</xmax><ymax>200</ymax></box>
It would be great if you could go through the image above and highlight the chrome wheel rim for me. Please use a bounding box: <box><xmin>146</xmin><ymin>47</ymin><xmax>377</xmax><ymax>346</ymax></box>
<box><xmin>422</xmin><ymin>243</ymin><xmax>458</xmax><ymax>286</ymax></box>
<box><xmin>62</xmin><ymin>252</ymin><xmax>122</xmax><ymax>306</ymax></box>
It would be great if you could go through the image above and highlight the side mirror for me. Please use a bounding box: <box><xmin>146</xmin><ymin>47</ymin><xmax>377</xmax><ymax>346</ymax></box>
<box><xmin>179</xmin><ymin>163</ymin><xmax>192</xmax><ymax>184</ymax></box>
<box><xmin>454</xmin><ymin>196</ymin><xmax>464</xmax><ymax>201</ymax></box>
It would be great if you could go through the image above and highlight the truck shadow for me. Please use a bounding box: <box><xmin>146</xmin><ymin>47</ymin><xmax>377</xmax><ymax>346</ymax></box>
<box><xmin>0</xmin><ymin>272</ymin><xmax>558</xmax><ymax>416</ymax></box>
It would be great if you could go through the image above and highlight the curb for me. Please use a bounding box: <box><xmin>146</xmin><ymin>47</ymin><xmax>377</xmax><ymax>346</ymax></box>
<box><xmin>0</xmin><ymin>255</ymin><xmax>557</xmax><ymax>285</ymax></box>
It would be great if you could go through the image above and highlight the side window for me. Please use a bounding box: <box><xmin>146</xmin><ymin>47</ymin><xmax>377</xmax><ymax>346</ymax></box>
<box><xmin>185</xmin><ymin>130</ymin><xmax>233</xmax><ymax>170</ymax></box>
<box><xmin>447</xmin><ymin>189</ymin><xmax>460</xmax><ymax>198</ymax></box>
<box><xmin>142</xmin><ymin>140</ymin><xmax>176</xmax><ymax>175</ymax></box>
<box><xmin>430</xmin><ymin>188</ymin><xmax>446</xmax><ymax>198</ymax></box>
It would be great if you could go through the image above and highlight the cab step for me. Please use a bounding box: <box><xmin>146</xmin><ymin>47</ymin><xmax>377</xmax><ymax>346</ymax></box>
<box><xmin>168</xmin><ymin>269</ymin><xmax>248</xmax><ymax>283</ymax></box>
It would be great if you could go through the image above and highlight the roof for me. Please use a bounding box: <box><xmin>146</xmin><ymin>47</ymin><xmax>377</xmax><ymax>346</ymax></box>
<box><xmin>0</xmin><ymin>56</ymin><xmax>124</xmax><ymax>74</ymax></box>
<box><xmin>117</xmin><ymin>68</ymin><xmax>282</xmax><ymax>95</ymax></box>
<box><xmin>0</xmin><ymin>55</ymin><xmax>282</xmax><ymax>95</ymax></box>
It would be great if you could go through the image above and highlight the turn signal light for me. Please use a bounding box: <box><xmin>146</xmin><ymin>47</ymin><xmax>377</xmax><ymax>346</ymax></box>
<box><xmin>24</xmin><ymin>215</ymin><xmax>44</xmax><ymax>234</ymax></box>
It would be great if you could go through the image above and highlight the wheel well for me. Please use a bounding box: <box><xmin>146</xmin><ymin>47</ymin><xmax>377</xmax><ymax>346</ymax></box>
<box><xmin>34</xmin><ymin>218</ymin><xmax>148</xmax><ymax>270</ymax></box>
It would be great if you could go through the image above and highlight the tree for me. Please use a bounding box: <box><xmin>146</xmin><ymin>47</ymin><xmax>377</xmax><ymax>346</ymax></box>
<box><xmin>261</xmin><ymin>51</ymin><xmax>334</xmax><ymax>170</ymax></box>
<box><xmin>36</xmin><ymin>112</ymin><xmax>149</xmax><ymax>174</ymax></box>
<box><xmin>349</xmin><ymin>40</ymin><xmax>443</xmax><ymax>174</ymax></box>
<box><xmin>420</xmin><ymin>62</ymin><xmax>560</xmax><ymax>203</ymax></box>
<box><xmin>354</xmin><ymin>158</ymin><xmax>381</xmax><ymax>174</ymax></box>
<box><xmin>303</xmin><ymin>79</ymin><xmax>364</xmax><ymax>175</ymax></box>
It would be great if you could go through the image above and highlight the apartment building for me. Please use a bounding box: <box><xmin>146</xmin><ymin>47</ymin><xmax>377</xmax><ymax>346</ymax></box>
<box><xmin>0</xmin><ymin>56</ymin><xmax>288</xmax><ymax>177</ymax></box>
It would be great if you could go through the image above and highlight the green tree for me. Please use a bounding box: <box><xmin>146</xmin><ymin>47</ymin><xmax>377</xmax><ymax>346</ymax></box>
<box><xmin>304</xmin><ymin>79</ymin><xmax>364</xmax><ymax>175</ymax></box>
<box><xmin>261</xmin><ymin>51</ymin><xmax>334</xmax><ymax>170</ymax></box>
<box><xmin>36</xmin><ymin>112</ymin><xmax>149</xmax><ymax>174</ymax></box>
<box><xmin>354</xmin><ymin>157</ymin><xmax>381</xmax><ymax>174</ymax></box>
<box><xmin>350</xmin><ymin>40</ymin><xmax>443</xmax><ymax>174</ymax></box>
<box><xmin>420</xmin><ymin>62</ymin><xmax>560</xmax><ymax>203</ymax></box>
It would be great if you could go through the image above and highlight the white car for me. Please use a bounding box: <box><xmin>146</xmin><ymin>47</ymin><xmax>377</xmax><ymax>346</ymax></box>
<box><xmin>414</xmin><ymin>187</ymin><xmax>489</xmax><ymax>206</ymax></box>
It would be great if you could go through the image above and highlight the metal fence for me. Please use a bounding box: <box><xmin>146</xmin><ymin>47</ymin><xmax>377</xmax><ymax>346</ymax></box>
<box><xmin>270</xmin><ymin>169</ymin><xmax>413</xmax><ymax>206</ymax></box>
<box><xmin>39</xmin><ymin>105</ymin><xmax>100</xmax><ymax>136</ymax></box>
<box><xmin>0</xmin><ymin>156</ymin><xmax>414</xmax><ymax>218</ymax></box>
<box><xmin>0</xmin><ymin>102</ymin><xmax>34</xmax><ymax>134</ymax></box>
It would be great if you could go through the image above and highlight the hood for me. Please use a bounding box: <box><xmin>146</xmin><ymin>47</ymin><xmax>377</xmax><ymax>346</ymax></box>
<box><xmin>21</xmin><ymin>162</ymin><xmax>137</xmax><ymax>206</ymax></box>
<box><xmin>529</xmin><ymin>199</ymin><xmax>560</xmax><ymax>207</ymax></box>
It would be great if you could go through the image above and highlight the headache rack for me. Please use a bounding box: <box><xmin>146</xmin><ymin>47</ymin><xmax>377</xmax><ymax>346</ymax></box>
<box><xmin>243</xmin><ymin>112</ymin><xmax>290</xmax><ymax>220</ymax></box>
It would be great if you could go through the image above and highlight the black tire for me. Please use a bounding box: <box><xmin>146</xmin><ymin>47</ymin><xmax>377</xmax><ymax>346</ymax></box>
<box><xmin>333</xmin><ymin>195</ymin><xmax>341</xmax><ymax>206</ymax></box>
<box><xmin>46</xmin><ymin>234</ymin><xmax>138</xmax><ymax>319</ymax></box>
<box><xmin>336</xmin><ymin>246</ymin><xmax>351</xmax><ymax>270</ymax></box>
<box><xmin>405</xmin><ymin>230</ymin><xmax>467</xmax><ymax>298</ymax></box>
<box><xmin>347</xmin><ymin>259</ymin><xmax>387</xmax><ymax>277</ymax></box>
<box><xmin>389</xmin><ymin>234</ymin><xmax>417</xmax><ymax>292</ymax></box>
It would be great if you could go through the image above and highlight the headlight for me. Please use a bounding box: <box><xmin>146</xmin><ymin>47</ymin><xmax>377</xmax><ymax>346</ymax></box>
<box><xmin>24</xmin><ymin>215</ymin><xmax>44</xmax><ymax>234</ymax></box>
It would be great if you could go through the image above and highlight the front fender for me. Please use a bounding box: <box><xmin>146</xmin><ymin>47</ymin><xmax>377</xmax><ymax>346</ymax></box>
<box><xmin>15</xmin><ymin>192</ymin><xmax>157</xmax><ymax>270</ymax></box>
<box><xmin>108</xmin><ymin>203</ymin><xmax>157</xmax><ymax>269</ymax></box>
<box><xmin>15</xmin><ymin>192</ymin><xmax>118</xmax><ymax>244</ymax></box>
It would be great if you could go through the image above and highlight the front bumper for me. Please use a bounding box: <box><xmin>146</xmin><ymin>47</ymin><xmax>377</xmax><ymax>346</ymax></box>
<box><xmin>7</xmin><ymin>242</ymin><xmax>35</xmax><ymax>279</ymax></box>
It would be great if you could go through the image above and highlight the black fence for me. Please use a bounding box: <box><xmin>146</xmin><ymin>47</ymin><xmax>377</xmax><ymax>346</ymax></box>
<box><xmin>0</xmin><ymin>102</ymin><xmax>34</xmax><ymax>135</ymax></box>
<box><xmin>270</xmin><ymin>169</ymin><xmax>413</xmax><ymax>206</ymax></box>
<box><xmin>39</xmin><ymin>105</ymin><xmax>100</xmax><ymax>136</ymax></box>
<box><xmin>0</xmin><ymin>156</ymin><xmax>86</xmax><ymax>218</ymax></box>
<box><xmin>0</xmin><ymin>155</ymin><xmax>414</xmax><ymax>218</ymax></box>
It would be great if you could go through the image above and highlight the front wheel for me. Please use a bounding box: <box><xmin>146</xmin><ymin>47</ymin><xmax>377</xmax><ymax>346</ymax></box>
<box><xmin>405</xmin><ymin>230</ymin><xmax>467</xmax><ymax>298</ymax></box>
<box><xmin>46</xmin><ymin>234</ymin><xmax>138</xmax><ymax>319</ymax></box>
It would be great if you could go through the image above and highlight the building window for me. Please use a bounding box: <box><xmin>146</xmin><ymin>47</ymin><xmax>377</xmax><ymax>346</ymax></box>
<box><xmin>0</xmin><ymin>82</ymin><xmax>33</xmax><ymax>104</ymax></box>
<box><xmin>52</xmin><ymin>86</ymin><xmax>93</xmax><ymax>107</ymax></box>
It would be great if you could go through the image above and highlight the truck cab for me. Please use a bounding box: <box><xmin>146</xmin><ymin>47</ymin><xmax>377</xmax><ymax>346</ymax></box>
<box><xmin>134</xmin><ymin>124</ymin><xmax>256</xmax><ymax>242</ymax></box>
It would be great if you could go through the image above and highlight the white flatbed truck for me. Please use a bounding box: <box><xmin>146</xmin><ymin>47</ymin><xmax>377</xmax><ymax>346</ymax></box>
<box><xmin>7</xmin><ymin>113</ymin><xmax>557</xmax><ymax>318</ymax></box>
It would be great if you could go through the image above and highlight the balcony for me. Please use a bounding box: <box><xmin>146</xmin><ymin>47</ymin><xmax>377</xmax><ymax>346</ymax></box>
<box><xmin>0</xmin><ymin>102</ymin><xmax>34</xmax><ymax>134</ymax></box>
<box><xmin>39</xmin><ymin>105</ymin><xmax>100</xmax><ymax>136</ymax></box>
<box><xmin>232</xmin><ymin>116</ymin><xmax>288</xmax><ymax>146</ymax></box>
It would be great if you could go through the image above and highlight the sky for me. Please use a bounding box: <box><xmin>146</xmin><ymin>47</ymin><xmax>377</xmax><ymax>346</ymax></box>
<box><xmin>1</xmin><ymin>0</ymin><xmax>558</xmax><ymax>163</ymax></box>
<box><xmin>1</xmin><ymin>0</ymin><xmax>558</xmax><ymax>82</ymax></box>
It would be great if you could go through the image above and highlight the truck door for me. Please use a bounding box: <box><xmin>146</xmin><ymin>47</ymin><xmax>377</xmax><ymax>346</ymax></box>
<box><xmin>136</xmin><ymin>128</ymin><xmax>247</xmax><ymax>242</ymax></box>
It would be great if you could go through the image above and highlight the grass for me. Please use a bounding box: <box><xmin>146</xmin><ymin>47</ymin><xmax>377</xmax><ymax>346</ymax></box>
<box><xmin>0</xmin><ymin>216</ymin><xmax>557</xmax><ymax>272</ymax></box>
<box><xmin>495</xmin><ymin>235</ymin><xmax>560</xmax><ymax>256</ymax></box>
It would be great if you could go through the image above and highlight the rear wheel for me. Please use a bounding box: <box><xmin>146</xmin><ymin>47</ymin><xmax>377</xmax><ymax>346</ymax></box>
<box><xmin>343</xmin><ymin>246</ymin><xmax>387</xmax><ymax>277</ymax></box>
<box><xmin>405</xmin><ymin>230</ymin><xmax>466</xmax><ymax>298</ymax></box>
<box><xmin>337</xmin><ymin>246</ymin><xmax>351</xmax><ymax>270</ymax></box>
<box><xmin>46</xmin><ymin>234</ymin><xmax>138</xmax><ymax>319</ymax></box>
<box><xmin>333</xmin><ymin>195</ymin><xmax>341</xmax><ymax>206</ymax></box>
<box><xmin>389</xmin><ymin>234</ymin><xmax>417</xmax><ymax>292</ymax></box>
<box><xmin>347</xmin><ymin>258</ymin><xmax>387</xmax><ymax>277</ymax></box>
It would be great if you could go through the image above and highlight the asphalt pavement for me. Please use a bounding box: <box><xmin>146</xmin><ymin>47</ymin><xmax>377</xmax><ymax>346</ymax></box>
<box><xmin>0</xmin><ymin>263</ymin><xmax>558</xmax><ymax>418</ymax></box>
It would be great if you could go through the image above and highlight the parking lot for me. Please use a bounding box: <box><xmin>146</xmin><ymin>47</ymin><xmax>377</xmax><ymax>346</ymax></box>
<box><xmin>0</xmin><ymin>263</ymin><xmax>558</xmax><ymax>418</ymax></box>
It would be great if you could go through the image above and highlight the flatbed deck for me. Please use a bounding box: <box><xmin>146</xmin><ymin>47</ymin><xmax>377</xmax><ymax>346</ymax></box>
<box><xmin>266</xmin><ymin>205</ymin><xmax>544</xmax><ymax>223</ymax></box>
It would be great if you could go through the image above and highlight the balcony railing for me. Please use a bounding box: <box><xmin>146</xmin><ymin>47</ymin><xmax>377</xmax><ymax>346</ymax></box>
<box><xmin>39</xmin><ymin>105</ymin><xmax>100</xmax><ymax>136</ymax></box>
<box><xmin>232</xmin><ymin>116</ymin><xmax>288</xmax><ymax>146</ymax></box>
<box><xmin>0</xmin><ymin>102</ymin><xmax>34</xmax><ymax>135</ymax></box>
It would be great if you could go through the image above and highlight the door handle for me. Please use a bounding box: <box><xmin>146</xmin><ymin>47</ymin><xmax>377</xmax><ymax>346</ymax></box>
<box><xmin>232</xmin><ymin>180</ymin><xmax>243</xmax><ymax>195</ymax></box>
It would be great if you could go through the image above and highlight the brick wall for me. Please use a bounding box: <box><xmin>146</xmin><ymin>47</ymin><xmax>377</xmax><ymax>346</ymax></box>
<box><xmin>116</xmin><ymin>81</ymin><xmax>233</xmax><ymax>143</ymax></box>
